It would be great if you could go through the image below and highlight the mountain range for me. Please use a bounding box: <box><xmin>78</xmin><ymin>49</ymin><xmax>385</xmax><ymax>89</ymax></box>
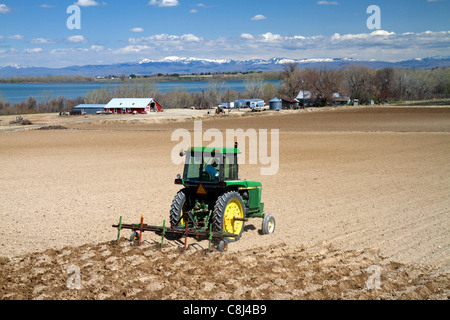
<box><xmin>0</xmin><ymin>56</ymin><xmax>449</xmax><ymax>78</ymax></box>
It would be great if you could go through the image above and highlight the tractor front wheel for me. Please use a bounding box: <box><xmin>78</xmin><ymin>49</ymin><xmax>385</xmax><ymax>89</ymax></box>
<box><xmin>212</xmin><ymin>191</ymin><xmax>245</xmax><ymax>243</ymax></box>
<box><xmin>262</xmin><ymin>214</ymin><xmax>276</xmax><ymax>235</ymax></box>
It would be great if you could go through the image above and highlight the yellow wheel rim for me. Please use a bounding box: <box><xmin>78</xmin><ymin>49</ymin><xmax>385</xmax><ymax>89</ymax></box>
<box><xmin>223</xmin><ymin>199</ymin><xmax>244</xmax><ymax>235</ymax></box>
<box><xmin>180</xmin><ymin>207</ymin><xmax>185</xmax><ymax>227</ymax></box>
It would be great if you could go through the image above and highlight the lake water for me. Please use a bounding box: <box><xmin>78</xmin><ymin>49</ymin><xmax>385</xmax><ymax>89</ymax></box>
<box><xmin>0</xmin><ymin>80</ymin><xmax>280</xmax><ymax>104</ymax></box>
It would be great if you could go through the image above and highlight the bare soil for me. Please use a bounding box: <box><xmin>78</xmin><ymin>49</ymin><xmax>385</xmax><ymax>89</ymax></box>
<box><xmin>0</xmin><ymin>105</ymin><xmax>449</xmax><ymax>300</ymax></box>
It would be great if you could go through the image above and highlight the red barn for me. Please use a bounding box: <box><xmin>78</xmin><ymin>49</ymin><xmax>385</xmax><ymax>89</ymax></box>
<box><xmin>104</xmin><ymin>98</ymin><xmax>163</xmax><ymax>114</ymax></box>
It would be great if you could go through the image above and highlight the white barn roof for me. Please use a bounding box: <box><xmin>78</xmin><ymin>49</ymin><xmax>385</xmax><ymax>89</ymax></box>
<box><xmin>105</xmin><ymin>98</ymin><xmax>156</xmax><ymax>109</ymax></box>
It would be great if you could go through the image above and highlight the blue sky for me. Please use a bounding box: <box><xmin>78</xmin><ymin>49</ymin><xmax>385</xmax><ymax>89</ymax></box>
<box><xmin>0</xmin><ymin>0</ymin><xmax>449</xmax><ymax>67</ymax></box>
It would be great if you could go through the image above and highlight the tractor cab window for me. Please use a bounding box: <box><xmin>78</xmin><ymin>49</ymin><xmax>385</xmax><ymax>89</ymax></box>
<box><xmin>183</xmin><ymin>152</ymin><xmax>222</xmax><ymax>182</ymax></box>
<box><xmin>223</xmin><ymin>154</ymin><xmax>238</xmax><ymax>180</ymax></box>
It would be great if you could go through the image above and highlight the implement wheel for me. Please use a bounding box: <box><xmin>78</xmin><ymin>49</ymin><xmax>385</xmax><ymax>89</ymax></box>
<box><xmin>218</xmin><ymin>240</ymin><xmax>228</xmax><ymax>252</ymax></box>
<box><xmin>212</xmin><ymin>191</ymin><xmax>245</xmax><ymax>243</ymax></box>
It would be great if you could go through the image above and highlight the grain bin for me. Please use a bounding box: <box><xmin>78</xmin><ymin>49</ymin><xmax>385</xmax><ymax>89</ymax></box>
<box><xmin>269</xmin><ymin>98</ymin><xmax>282</xmax><ymax>110</ymax></box>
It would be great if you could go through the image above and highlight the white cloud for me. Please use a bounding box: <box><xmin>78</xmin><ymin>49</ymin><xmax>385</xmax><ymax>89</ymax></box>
<box><xmin>49</xmin><ymin>48</ymin><xmax>88</xmax><ymax>54</ymax></box>
<box><xmin>67</xmin><ymin>35</ymin><xmax>86</xmax><ymax>43</ymax></box>
<box><xmin>181</xmin><ymin>34</ymin><xmax>201</xmax><ymax>42</ymax></box>
<box><xmin>31</xmin><ymin>38</ymin><xmax>56</xmax><ymax>44</ymax></box>
<box><xmin>148</xmin><ymin>0</ymin><xmax>179</xmax><ymax>7</ymax></box>
<box><xmin>261</xmin><ymin>32</ymin><xmax>282</xmax><ymax>42</ymax></box>
<box><xmin>129</xmin><ymin>33</ymin><xmax>203</xmax><ymax>44</ymax></box>
<box><xmin>190</xmin><ymin>9</ymin><xmax>198</xmax><ymax>13</ymax></box>
<box><xmin>90</xmin><ymin>45</ymin><xmax>104</xmax><ymax>52</ymax></box>
<box><xmin>317</xmin><ymin>1</ymin><xmax>338</xmax><ymax>5</ymax></box>
<box><xmin>240</xmin><ymin>33</ymin><xmax>255</xmax><ymax>40</ymax></box>
<box><xmin>251</xmin><ymin>15</ymin><xmax>267</xmax><ymax>21</ymax></box>
<box><xmin>74</xmin><ymin>0</ymin><xmax>100</xmax><ymax>6</ymax></box>
<box><xmin>130</xmin><ymin>27</ymin><xmax>145</xmax><ymax>33</ymax></box>
<box><xmin>9</xmin><ymin>34</ymin><xmax>24</xmax><ymax>40</ymax></box>
<box><xmin>114</xmin><ymin>45</ymin><xmax>150</xmax><ymax>54</ymax></box>
<box><xmin>24</xmin><ymin>48</ymin><xmax>43</xmax><ymax>54</ymax></box>
<box><xmin>0</xmin><ymin>4</ymin><xmax>10</xmax><ymax>13</ymax></box>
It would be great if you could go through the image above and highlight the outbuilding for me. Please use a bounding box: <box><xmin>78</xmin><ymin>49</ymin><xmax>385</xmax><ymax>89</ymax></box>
<box><xmin>221</xmin><ymin>101</ymin><xmax>235</xmax><ymax>109</ymax></box>
<box><xmin>72</xmin><ymin>104</ymin><xmax>107</xmax><ymax>115</ymax></box>
<box><xmin>296</xmin><ymin>90</ymin><xmax>312</xmax><ymax>107</ymax></box>
<box><xmin>269</xmin><ymin>98</ymin><xmax>282</xmax><ymax>111</ymax></box>
<box><xmin>104</xmin><ymin>98</ymin><xmax>163</xmax><ymax>114</ymax></box>
<box><xmin>233</xmin><ymin>99</ymin><xmax>265</xmax><ymax>109</ymax></box>
<box><xmin>282</xmin><ymin>98</ymin><xmax>299</xmax><ymax>109</ymax></box>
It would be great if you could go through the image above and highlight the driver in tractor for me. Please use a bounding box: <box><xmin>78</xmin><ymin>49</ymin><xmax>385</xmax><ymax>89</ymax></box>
<box><xmin>204</xmin><ymin>158</ymin><xmax>220</xmax><ymax>181</ymax></box>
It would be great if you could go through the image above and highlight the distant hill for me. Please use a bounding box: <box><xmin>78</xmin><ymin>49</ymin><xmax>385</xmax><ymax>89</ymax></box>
<box><xmin>1</xmin><ymin>56</ymin><xmax>449</xmax><ymax>78</ymax></box>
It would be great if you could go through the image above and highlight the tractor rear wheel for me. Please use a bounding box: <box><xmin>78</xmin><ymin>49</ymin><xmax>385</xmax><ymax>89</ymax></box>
<box><xmin>212</xmin><ymin>191</ymin><xmax>245</xmax><ymax>243</ymax></box>
<box><xmin>169</xmin><ymin>189</ymin><xmax>189</xmax><ymax>239</ymax></box>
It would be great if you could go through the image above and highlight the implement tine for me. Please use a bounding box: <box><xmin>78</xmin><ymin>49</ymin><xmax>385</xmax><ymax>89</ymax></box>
<box><xmin>160</xmin><ymin>220</ymin><xmax>166</xmax><ymax>248</ymax></box>
<box><xmin>138</xmin><ymin>216</ymin><xmax>143</xmax><ymax>246</ymax></box>
<box><xmin>115</xmin><ymin>216</ymin><xmax>122</xmax><ymax>243</ymax></box>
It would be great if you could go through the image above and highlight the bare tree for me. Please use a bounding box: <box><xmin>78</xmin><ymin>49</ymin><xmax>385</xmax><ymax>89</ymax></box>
<box><xmin>244</xmin><ymin>75</ymin><xmax>264</xmax><ymax>99</ymax></box>
<box><xmin>304</xmin><ymin>68</ymin><xmax>343</xmax><ymax>106</ymax></box>
<box><xmin>262</xmin><ymin>82</ymin><xmax>279</xmax><ymax>103</ymax></box>
<box><xmin>374</xmin><ymin>68</ymin><xmax>395</xmax><ymax>102</ymax></box>
<box><xmin>431</xmin><ymin>68</ymin><xmax>450</xmax><ymax>98</ymax></box>
<box><xmin>279</xmin><ymin>62</ymin><xmax>304</xmax><ymax>99</ymax></box>
<box><xmin>343</xmin><ymin>65</ymin><xmax>375</xmax><ymax>104</ymax></box>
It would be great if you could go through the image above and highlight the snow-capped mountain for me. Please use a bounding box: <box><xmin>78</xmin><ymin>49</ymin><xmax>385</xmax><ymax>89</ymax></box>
<box><xmin>0</xmin><ymin>56</ymin><xmax>449</xmax><ymax>78</ymax></box>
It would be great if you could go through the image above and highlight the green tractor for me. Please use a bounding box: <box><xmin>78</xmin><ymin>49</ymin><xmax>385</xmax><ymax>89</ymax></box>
<box><xmin>112</xmin><ymin>143</ymin><xmax>275</xmax><ymax>252</ymax></box>
<box><xmin>170</xmin><ymin>143</ymin><xmax>275</xmax><ymax>251</ymax></box>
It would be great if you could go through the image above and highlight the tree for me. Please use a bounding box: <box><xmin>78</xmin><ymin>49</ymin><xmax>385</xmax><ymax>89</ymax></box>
<box><xmin>343</xmin><ymin>65</ymin><xmax>375</xmax><ymax>104</ymax></box>
<box><xmin>279</xmin><ymin>62</ymin><xmax>304</xmax><ymax>99</ymax></box>
<box><xmin>374</xmin><ymin>68</ymin><xmax>395</xmax><ymax>102</ymax></box>
<box><xmin>304</xmin><ymin>68</ymin><xmax>343</xmax><ymax>106</ymax></box>
<box><xmin>244</xmin><ymin>75</ymin><xmax>264</xmax><ymax>99</ymax></box>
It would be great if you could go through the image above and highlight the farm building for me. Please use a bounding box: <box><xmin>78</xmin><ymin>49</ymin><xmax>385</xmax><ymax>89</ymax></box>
<box><xmin>72</xmin><ymin>104</ymin><xmax>107</xmax><ymax>115</ymax></box>
<box><xmin>296</xmin><ymin>90</ymin><xmax>312</xmax><ymax>106</ymax></box>
<box><xmin>221</xmin><ymin>101</ymin><xmax>235</xmax><ymax>109</ymax></box>
<box><xmin>104</xmin><ymin>98</ymin><xmax>163</xmax><ymax>114</ymax></box>
<box><xmin>332</xmin><ymin>93</ymin><xmax>350</xmax><ymax>105</ymax></box>
<box><xmin>233</xmin><ymin>99</ymin><xmax>265</xmax><ymax>109</ymax></box>
<box><xmin>282</xmin><ymin>98</ymin><xmax>299</xmax><ymax>109</ymax></box>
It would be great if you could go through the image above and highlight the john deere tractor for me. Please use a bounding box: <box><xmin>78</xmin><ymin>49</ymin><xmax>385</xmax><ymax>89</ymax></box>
<box><xmin>170</xmin><ymin>143</ymin><xmax>275</xmax><ymax>251</ymax></box>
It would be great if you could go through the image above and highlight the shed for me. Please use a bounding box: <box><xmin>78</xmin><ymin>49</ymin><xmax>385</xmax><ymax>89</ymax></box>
<box><xmin>72</xmin><ymin>104</ymin><xmax>107</xmax><ymax>115</ymax></box>
<box><xmin>247</xmin><ymin>99</ymin><xmax>265</xmax><ymax>108</ymax></box>
<box><xmin>282</xmin><ymin>98</ymin><xmax>299</xmax><ymax>109</ymax></box>
<box><xmin>104</xmin><ymin>98</ymin><xmax>163</xmax><ymax>114</ymax></box>
<box><xmin>233</xmin><ymin>99</ymin><xmax>248</xmax><ymax>108</ymax></box>
<box><xmin>221</xmin><ymin>101</ymin><xmax>235</xmax><ymax>109</ymax></box>
<box><xmin>233</xmin><ymin>99</ymin><xmax>265</xmax><ymax>109</ymax></box>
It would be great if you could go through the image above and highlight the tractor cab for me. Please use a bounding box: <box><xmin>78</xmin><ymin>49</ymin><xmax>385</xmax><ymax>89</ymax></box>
<box><xmin>179</xmin><ymin>146</ymin><xmax>239</xmax><ymax>184</ymax></box>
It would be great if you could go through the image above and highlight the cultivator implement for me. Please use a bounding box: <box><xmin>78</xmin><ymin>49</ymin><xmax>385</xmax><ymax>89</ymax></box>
<box><xmin>113</xmin><ymin>215</ymin><xmax>238</xmax><ymax>252</ymax></box>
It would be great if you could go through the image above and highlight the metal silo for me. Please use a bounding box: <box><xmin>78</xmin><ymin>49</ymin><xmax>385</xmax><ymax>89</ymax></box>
<box><xmin>269</xmin><ymin>98</ymin><xmax>282</xmax><ymax>110</ymax></box>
